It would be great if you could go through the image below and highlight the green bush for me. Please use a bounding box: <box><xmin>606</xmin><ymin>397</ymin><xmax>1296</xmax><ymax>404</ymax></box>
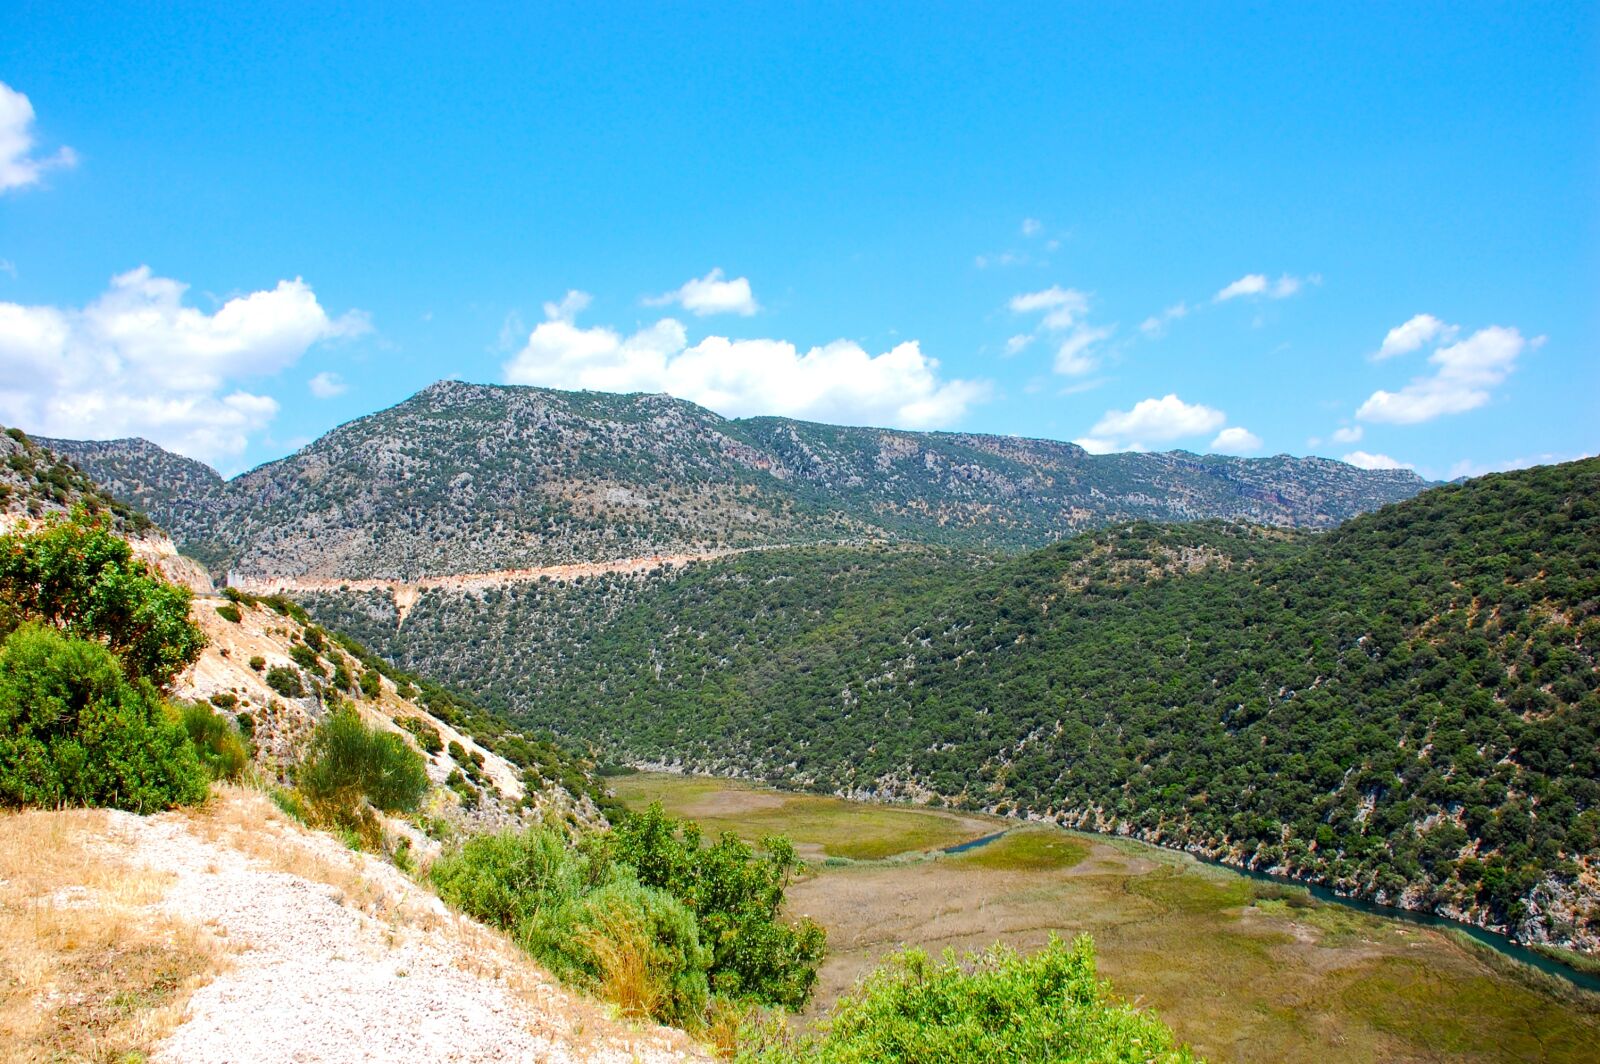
<box><xmin>298</xmin><ymin>706</ymin><xmax>428</xmax><ymax>814</ymax></box>
<box><xmin>397</xmin><ymin>715</ymin><xmax>443</xmax><ymax>754</ymax></box>
<box><xmin>288</xmin><ymin>642</ymin><xmax>326</xmax><ymax>677</ymax></box>
<box><xmin>612</xmin><ymin>804</ymin><xmax>826</xmax><ymax>1009</ymax></box>
<box><xmin>248</xmin><ymin>655</ymin><xmax>265</xmax><ymax>672</ymax></box>
<box><xmin>0</xmin><ymin>510</ymin><xmax>204</xmax><ymax>689</ymax></box>
<box><xmin>215</xmin><ymin>603</ymin><xmax>242</xmax><ymax>624</ymax></box>
<box><xmin>0</xmin><ymin>624</ymin><xmax>207</xmax><ymax>812</ymax></box>
<box><xmin>179</xmin><ymin>701</ymin><xmax>249</xmax><ymax>781</ymax></box>
<box><xmin>359</xmin><ymin>668</ymin><xmax>382</xmax><ymax>699</ymax></box>
<box><xmin>529</xmin><ymin>877</ymin><xmax>711</xmax><ymax>1026</ymax></box>
<box><xmin>265</xmin><ymin>665</ymin><xmax>304</xmax><ymax>698</ymax></box>
<box><xmin>736</xmin><ymin>936</ymin><xmax>1193</xmax><ymax>1063</ymax></box>
<box><xmin>431</xmin><ymin>826</ymin><xmax>591</xmax><ymax>931</ymax></box>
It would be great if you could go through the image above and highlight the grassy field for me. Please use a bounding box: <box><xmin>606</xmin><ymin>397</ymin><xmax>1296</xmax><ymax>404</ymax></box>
<box><xmin>612</xmin><ymin>771</ymin><xmax>1600</xmax><ymax>1064</ymax></box>
<box><xmin>607</xmin><ymin>771</ymin><xmax>997</xmax><ymax>861</ymax></box>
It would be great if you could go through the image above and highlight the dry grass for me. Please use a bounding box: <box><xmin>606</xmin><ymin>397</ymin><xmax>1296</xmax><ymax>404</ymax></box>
<box><xmin>0</xmin><ymin>808</ymin><xmax>224</xmax><ymax>1062</ymax></box>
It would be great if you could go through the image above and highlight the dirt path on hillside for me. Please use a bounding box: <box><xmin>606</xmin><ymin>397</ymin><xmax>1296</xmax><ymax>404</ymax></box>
<box><xmin>227</xmin><ymin>547</ymin><xmax>765</xmax><ymax>623</ymax></box>
<box><xmin>95</xmin><ymin>790</ymin><xmax>704</xmax><ymax>1064</ymax></box>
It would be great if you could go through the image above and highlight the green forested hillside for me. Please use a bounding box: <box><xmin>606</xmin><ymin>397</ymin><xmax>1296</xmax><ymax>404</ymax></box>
<box><xmin>308</xmin><ymin>460</ymin><xmax>1600</xmax><ymax>951</ymax></box>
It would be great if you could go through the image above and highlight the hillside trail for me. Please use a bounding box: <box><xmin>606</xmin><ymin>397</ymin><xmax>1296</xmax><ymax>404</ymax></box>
<box><xmin>94</xmin><ymin>788</ymin><xmax>707</xmax><ymax>1063</ymax></box>
<box><xmin>225</xmin><ymin>546</ymin><xmax>786</xmax><ymax>624</ymax></box>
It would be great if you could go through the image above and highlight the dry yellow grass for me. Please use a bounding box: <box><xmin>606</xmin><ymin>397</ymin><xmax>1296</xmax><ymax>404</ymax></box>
<box><xmin>0</xmin><ymin>808</ymin><xmax>224</xmax><ymax>1062</ymax></box>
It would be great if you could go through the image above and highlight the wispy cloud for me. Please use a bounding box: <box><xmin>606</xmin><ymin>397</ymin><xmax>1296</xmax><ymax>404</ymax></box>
<box><xmin>1357</xmin><ymin>325</ymin><xmax>1536</xmax><ymax>424</ymax></box>
<box><xmin>0</xmin><ymin>80</ymin><xmax>77</xmax><ymax>194</ymax></box>
<box><xmin>1214</xmin><ymin>272</ymin><xmax>1314</xmax><ymax>302</ymax></box>
<box><xmin>1374</xmin><ymin>313</ymin><xmax>1458</xmax><ymax>360</ymax></box>
<box><xmin>1008</xmin><ymin>285</ymin><xmax>1114</xmax><ymax>377</ymax></box>
<box><xmin>644</xmin><ymin>268</ymin><xmax>759</xmax><ymax>317</ymax></box>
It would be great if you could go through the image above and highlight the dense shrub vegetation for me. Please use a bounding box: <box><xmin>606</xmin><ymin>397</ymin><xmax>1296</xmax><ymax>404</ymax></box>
<box><xmin>430</xmin><ymin>803</ymin><xmax>824</xmax><ymax>1025</ymax></box>
<box><xmin>327</xmin><ymin>461</ymin><xmax>1600</xmax><ymax>945</ymax></box>
<box><xmin>0</xmin><ymin>512</ymin><xmax>211</xmax><ymax>812</ymax></box>
<box><xmin>735</xmin><ymin>936</ymin><xmax>1192</xmax><ymax>1063</ymax></box>
<box><xmin>0</xmin><ymin>625</ymin><xmax>208</xmax><ymax>811</ymax></box>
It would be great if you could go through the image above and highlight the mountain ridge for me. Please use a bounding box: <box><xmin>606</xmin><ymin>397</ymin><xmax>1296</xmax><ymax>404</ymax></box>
<box><xmin>41</xmin><ymin>379</ymin><xmax>1431</xmax><ymax>581</ymax></box>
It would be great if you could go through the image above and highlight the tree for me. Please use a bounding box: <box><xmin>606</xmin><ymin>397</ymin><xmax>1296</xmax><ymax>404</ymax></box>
<box><xmin>0</xmin><ymin>510</ymin><xmax>204</xmax><ymax>689</ymax></box>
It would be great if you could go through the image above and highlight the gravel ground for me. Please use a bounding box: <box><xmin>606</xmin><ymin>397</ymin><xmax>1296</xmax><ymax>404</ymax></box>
<box><xmin>96</xmin><ymin>793</ymin><xmax>704</xmax><ymax>1063</ymax></box>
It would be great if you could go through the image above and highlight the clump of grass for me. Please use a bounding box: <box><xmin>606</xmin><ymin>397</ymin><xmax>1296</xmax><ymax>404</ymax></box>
<box><xmin>954</xmin><ymin>829</ymin><xmax>1088</xmax><ymax>871</ymax></box>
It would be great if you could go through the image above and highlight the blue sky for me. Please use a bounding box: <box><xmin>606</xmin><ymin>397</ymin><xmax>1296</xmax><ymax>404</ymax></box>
<box><xmin>2</xmin><ymin>3</ymin><xmax>1595</xmax><ymax>479</ymax></box>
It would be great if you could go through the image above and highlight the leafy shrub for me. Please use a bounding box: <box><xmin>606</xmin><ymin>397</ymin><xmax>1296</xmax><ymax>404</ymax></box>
<box><xmin>358</xmin><ymin>668</ymin><xmax>382</xmax><ymax>699</ymax></box>
<box><xmin>736</xmin><ymin>936</ymin><xmax>1192</xmax><ymax>1063</ymax></box>
<box><xmin>612</xmin><ymin>804</ymin><xmax>826</xmax><ymax>1009</ymax></box>
<box><xmin>0</xmin><ymin>511</ymin><xmax>204</xmax><ymax>689</ymax></box>
<box><xmin>215</xmin><ymin>603</ymin><xmax>242</xmax><ymax>624</ymax></box>
<box><xmin>209</xmin><ymin>691</ymin><xmax>238</xmax><ymax>710</ymax></box>
<box><xmin>179</xmin><ymin>701</ymin><xmax>249</xmax><ymax>781</ymax></box>
<box><xmin>397</xmin><ymin>715</ymin><xmax>443</xmax><ymax>754</ymax></box>
<box><xmin>430</xmin><ymin>826</ymin><xmax>591</xmax><ymax>931</ymax></box>
<box><xmin>248</xmin><ymin>655</ymin><xmax>266</xmax><ymax>672</ymax></box>
<box><xmin>530</xmin><ymin>877</ymin><xmax>711</xmax><ymax>1025</ymax></box>
<box><xmin>288</xmin><ymin>643</ymin><xmax>326</xmax><ymax>677</ymax></box>
<box><xmin>298</xmin><ymin>706</ymin><xmax>428</xmax><ymax>814</ymax></box>
<box><xmin>264</xmin><ymin>665</ymin><xmax>304</xmax><ymax>698</ymax></box>
<box><xmin>0</xmin><ymin>624</ymin><xmax>207</xmax><ymax>812</ymax></box>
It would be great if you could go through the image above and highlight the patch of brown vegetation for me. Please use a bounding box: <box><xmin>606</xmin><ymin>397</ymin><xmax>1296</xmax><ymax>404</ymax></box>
<box><xmin>0</xmin><ymin>809</ymin><xmax>224</xmax><ymax>1062</ymax></box>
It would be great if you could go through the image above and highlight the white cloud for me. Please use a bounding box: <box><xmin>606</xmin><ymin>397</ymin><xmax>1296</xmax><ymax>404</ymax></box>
<box><xmin>0</xmin><ymin>266</ymin><xmax>367</xmax><ymax>462</ymax></box>
<box><xmin>644</xmin><ymin>268</ymin><xmax>758</xmax><ymax>317</ymax></box>
<box><xmin>1072</xmin><ymin>436</ymin><xmax>1117</xmax><ymax>455</ymax></box>
<box><xmin>308</xmin><ymin>371</ymin><xmax>347</xmax><ymax>399</ymax></box>
<box><xmin>502</xmin><ymin>295</ymin><xmax>988</xmax><ymax>430</ymax></box>
<box><xmin>1214</xmin><ymin>272</ymin><xmax>1310</xmax><ymax>302</ymax></box>
<box><xmin>1138</xmin><ymin>301</ymin><xmax>1190</xmax><ymax>338</ymax></box>
<box><xmin>976</xmin><ymin>251</ymin><xmax>1032</xmax><ymax>269</ymax></box>
<box><xmin>1210</xmin><ymin>426</ymin><xmax>1263</xmax><ymax>454</ymax></box>
<box><xmin>0</xmin><ymin>81</ymin><xmax>76</xmax><ymax>194</ymax></box>
<box><xmin>1008</xmin><ymin>285</ymin><xmax>1114</xmax><ymax>375</ymax></box>
<box><xmin>1356</xmin><ymin>325</ymin><xmax>1532</xmax><ymax>425</ymax></box>
<box><xmin>1004</xmin><ymin>334</ymin><xmax>1033</xmax><ymax>357</ymax></box>
<box><xmin>1009</xmin><ymin>285</ymin><xmax>1087</xmax><ymax>326</ymax></box>
<box><xmin>1085</xmin><ymin>394</ymin><xmax>1227</xmax><ymax>452</ymax></box>
<box><xmin>1375</xmin><ymin>313</ymin><xmax>1458</xmax><ymax>360</ymax></box>
<box><xmin>1021</xmin><ymin>218</ymin><xmax>1042</xmax><ymax>236</ymax></box>
<box><xmin>1342</xmin><ymin>450</ymin><xmax>1412</xmax><ymax>471</ymax></box>
<box><xmin>1330</xmin><ymin>425</ymin><xmax>1363</xmax><ymax>444</ymax></box>
<box><xmin>1054</xmin><ymin>325</ymin><xmax>1113</xmax><ymax>376</ymax></box>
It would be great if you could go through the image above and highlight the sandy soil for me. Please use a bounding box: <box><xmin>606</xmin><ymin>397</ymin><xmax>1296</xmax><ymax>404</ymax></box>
<box><xmin>94</xmin><ymin>790</ymin><xmax>706</xmax><ymax>1064</ymax></box>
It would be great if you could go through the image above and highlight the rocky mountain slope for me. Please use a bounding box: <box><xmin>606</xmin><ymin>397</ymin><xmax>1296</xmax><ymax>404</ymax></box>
<box><xmin>42</xmin><ymin>380</ymin><xmax>1429</xmax><ymax>580</ymax></box>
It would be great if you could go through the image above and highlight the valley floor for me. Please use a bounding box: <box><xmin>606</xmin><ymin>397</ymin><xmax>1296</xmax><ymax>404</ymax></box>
<box><xmin>1</xmin><ymin>788</ymin><xmax>706</xmax><ymax>1063</ymax></box>
<box><xmin>613</xmin><ymin>772</ymin><xmax>1600</xmax><ymax>1064</ymax></box>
